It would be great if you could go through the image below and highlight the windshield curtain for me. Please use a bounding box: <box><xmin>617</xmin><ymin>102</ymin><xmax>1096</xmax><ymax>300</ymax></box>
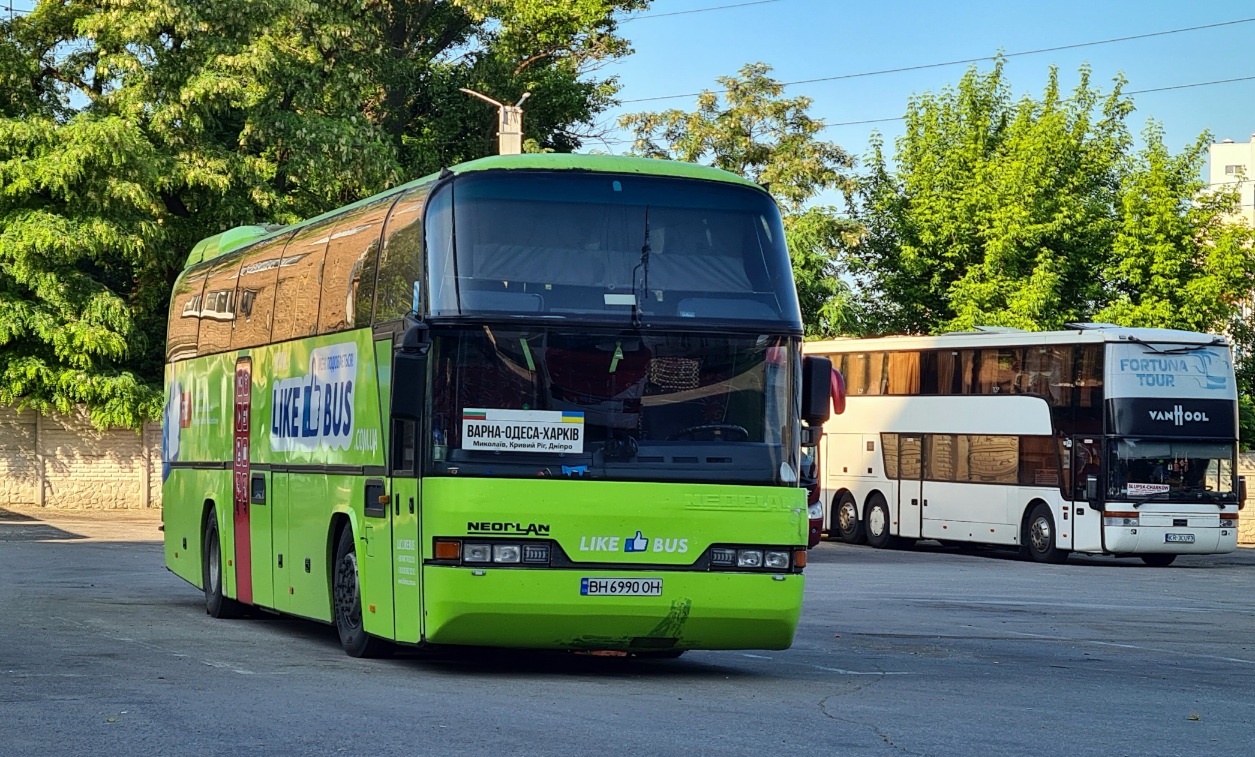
<box><xmin>426</xmin><ymin>326</ymin><xmax>800</xmax><ymax>486</ymax></box>
<box><xmin>1107</xmin><ymin>438</ymin><xmax>1236</xmax><ymax>502</ymax></box>
<box><xmin>425</xmin><ymin>171</ymin><xmax>802</xmax><ymax>330</ymax></box>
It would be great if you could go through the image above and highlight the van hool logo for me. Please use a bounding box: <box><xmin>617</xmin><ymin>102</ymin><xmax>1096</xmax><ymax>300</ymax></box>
<box><xmin>270</xmin><ymin>343</ymin><xmax>356</xmax><ymax>451</ymax></box>
<box><xmin>1147</xmin><ymin>405</ymin><xmax>1210</xmax><ymax>426</ymax></box>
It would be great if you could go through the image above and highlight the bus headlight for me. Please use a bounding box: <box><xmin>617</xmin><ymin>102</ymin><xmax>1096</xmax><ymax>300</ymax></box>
<box><xmin>764</xmin><ymin>550</ymin><xmax>791</xmax><ymax>569</ymax></box>
<box><xmin>464</xmin><ymin>543</ymin><xmax>492</xmax><ymax>563</ymax></box>
<box><xmin>492</xmin><ymin>544</ymin><xmax>522</xmax><ymax>564</ymax></box>
<box><xmin>1104</xmin><ymin>512</ymin><xmax>1140</xmax><ymax>527</ymax></box>
<box><xmin>736</xmin><ymin>550</ymin><xmax>764</xmax><ymax>568</ymax></box>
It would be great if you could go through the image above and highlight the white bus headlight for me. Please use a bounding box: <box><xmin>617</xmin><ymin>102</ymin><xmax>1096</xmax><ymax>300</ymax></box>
<box><xmin>764</xmin><ymin>550</ymin><xmax>791</xmax><ymax>569</ymax></box>
<box><xmin>492</xmin><ymin>544</ymin><xmax>521</xmax><ymax>563</ymax></box>
<box><xmin>737</xmin><ymin>550</ymin><xmax>764</xmax><ymax>568</ymax></box>
<box><xmin>463</xmin><ymin>543</ymin><xmax>492</xmax><ymax>563</ymax></box>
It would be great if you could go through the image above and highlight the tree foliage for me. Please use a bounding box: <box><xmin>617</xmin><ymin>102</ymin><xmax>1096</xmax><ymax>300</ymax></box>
<box><xmin>0</xmin><ymin>0</ymin><xmax>645</xmax><ymax>428</ymax></box>
<box><xmin>618</xmin><ymin>63</ymin><xmax>861</xmax><ymax>336</ymax></box>
<box><xmin>844</xmin><ymin>58</ymin><xmax>1255</xmax><ymax>417</ymax></box>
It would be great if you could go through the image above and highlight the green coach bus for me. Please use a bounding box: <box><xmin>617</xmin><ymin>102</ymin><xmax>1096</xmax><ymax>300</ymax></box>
<box><xmin>162</xmin><ymin>154</ymin><xmax>832</xmax><ymax>657</ymax></box>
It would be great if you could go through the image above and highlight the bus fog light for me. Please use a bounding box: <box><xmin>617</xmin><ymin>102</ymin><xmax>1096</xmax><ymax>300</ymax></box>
<box><xmin>737</xmin><ymin>550</ymin><xmax>764</xmax><ymax>568</ymax></box>
<box><xmin>464</xmin><ymin>544</ymin><xmax>492</xmax><ymax>563</ymax></box>
<box><xmin>710</xmin><ymin>548</ymin><xmax>737</xmax><ymax>567</ymax></box>
<box><xmin>764</xmin><ymin>550</ymin><xmax>790</xmax><ymax>569</ymax></box>
<box><xmin>492</xmin><ymin>544</ymin><xmax>521</xmax><ymax>563</ymax></box>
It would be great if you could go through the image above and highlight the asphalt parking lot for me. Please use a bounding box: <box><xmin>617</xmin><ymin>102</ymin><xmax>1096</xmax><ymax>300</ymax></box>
<box><xmin>2</xmin><ymin>507</ymin><xmax>1252</xmax><ymax>757</ymax></box>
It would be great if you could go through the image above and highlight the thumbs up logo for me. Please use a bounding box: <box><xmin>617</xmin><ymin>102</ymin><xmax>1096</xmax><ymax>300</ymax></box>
<box><xmin>624</xmin><ymin>531</ymin><xmax>649</xmax><ymax>552</ymax></box>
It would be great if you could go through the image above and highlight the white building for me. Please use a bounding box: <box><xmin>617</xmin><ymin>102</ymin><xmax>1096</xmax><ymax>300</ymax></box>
<box><xmin>1208</xmin><ymin>133</ymin><xmax>1255</xmax><ymax>227</ymax></box>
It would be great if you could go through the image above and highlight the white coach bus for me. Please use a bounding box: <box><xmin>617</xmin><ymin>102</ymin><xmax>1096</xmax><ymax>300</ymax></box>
<box><xmin>805</xmin><ymin>325</ymin><xmax>1244</xmax><ymax>566</ymax></box>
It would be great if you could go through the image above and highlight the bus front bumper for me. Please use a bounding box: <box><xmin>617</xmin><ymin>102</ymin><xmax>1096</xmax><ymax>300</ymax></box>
<box><xmin>421</xmin><ymin>566</ymin><xmax>803</xmax><ymax>651</ymax></box>
<box><xmin>1103</xmin><ymin>526</ymin><xmax>1237</xmax><ymax>554</ymax></box>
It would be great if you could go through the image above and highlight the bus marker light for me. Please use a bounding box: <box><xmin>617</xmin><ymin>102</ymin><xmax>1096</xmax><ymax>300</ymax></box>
<box><xmin>434</xmin><ymin>540</ymin><xmax>461</xmax><ymax>560</ymax></box>
<box><xmin>369</xmin><ymin>605</ymin><xmax>376</xmax><ymax>613</ymax></box>
<box><xmin>227</xmin><ymin>560</ymin><xmax>233</xmax><ymax>567</ymax></box>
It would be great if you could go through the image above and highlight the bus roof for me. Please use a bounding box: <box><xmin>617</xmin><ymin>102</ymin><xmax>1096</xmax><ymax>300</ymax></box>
<box><xmin>182</xmin><ymin>154</ymin><xmax>761</xmax><ymax>268</ymax></box>
<box><xmin>804</xmin><ymin>325</ymin><xmax>1228</xmax><ymax>353</ymax></box>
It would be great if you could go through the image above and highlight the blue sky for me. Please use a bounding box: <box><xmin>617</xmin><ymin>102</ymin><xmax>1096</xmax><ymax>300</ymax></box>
<box><xmin>598</xmin><ymin>0</ymin><xmax>1255</xmax><ymax>175</ymax></box>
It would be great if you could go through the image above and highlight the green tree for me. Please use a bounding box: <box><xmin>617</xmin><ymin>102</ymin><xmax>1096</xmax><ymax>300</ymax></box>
<box><xmin>848</xmin><ymin>59</ymin><xmax>1132</xmax><ymax>334</ymax></box>
<box><xmin>618</xmin><ymin>62</ymin><xmax>861</xmax><ymax>336</ymax></box>
<box><xmin>0</xmin><ymin>0</ymin><xmax>645</xmax><ymax>428</ymax></box>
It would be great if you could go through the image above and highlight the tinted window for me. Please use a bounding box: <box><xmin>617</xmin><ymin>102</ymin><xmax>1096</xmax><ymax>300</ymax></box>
<box><xmin>976</xmin><ymin>348</ymin><xmax>1022</xmax><ymax>394</ymax></box>
<box><xmin>1019</xmin><ymin>435</ymin><xmax>1059</xmax><ymax>486</ymax></box>
<box><xmin>887</xmin><ymin>351</ymin><xmax>920</xmax><ymax>395</ymax></box>
<box><xmin>1024</xmin><ymin>345</ymin><xmax>1073</xmax><ymax>406</ymax></box>
<box><xmin>197</xmin><ymin>255</ymin><xmax>244</xmax><ymax>355</ymax></box>
<box><xmin>925</xmin><ymin>434</ymin><xmax>956</xmax><ymax>481</ymax></box>
<box><xmin>272</xmin><ymin>218</ymin><xmax>334</xmax><ymax>342</ymax></box>
<box><xmin>881</xmin><ymin>433</ymin><xmax>899</xmax><ymax>478</ymax></box>
<box><xmin>167</xmin><ymin>267</ymin><xmax>208</xmax><ymax>361</ymax></box>
<box><xmin>1074</xmin><ymin>344</ymin><xmax>1104</xmax><ymax>432</ymax></box>
<box><xmin>963</xmin><ymin>434</ymin><xmax>1019</xmax><ymax>484</ymax></box>
<box><xmin>231</xmin><ymin>232</ymin><xmax>294</xmax><ymax>350</ymax></box>
<box><xmin>427</xmin><ymin>171</ymin><xmax>801</xmax><ymax>327</ymax></box>
<box><xmin>898</xmin><ymin>435</ymin><xmax>922</xmax><ymax>479</ymax></box>
<box><xmin>318</xmin><ymin>193</ymin><xmax>401</xmax><ymax>333</ymax></box>
<box><xmin>376</xmin><ymin>184</ymin><xmax>433</xmax><ymax>321</ymax></box>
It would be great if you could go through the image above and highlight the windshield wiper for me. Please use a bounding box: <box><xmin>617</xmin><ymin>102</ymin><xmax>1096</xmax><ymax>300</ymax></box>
<box><xmin>1127</xmin><ymin>335</ymin><xmax>1224</xmax><ymax>355</ymax></box>
<box><xmin>632</xmin><ymin>207</ymin><xmax>651</xmax><ymax>328</ymax></box>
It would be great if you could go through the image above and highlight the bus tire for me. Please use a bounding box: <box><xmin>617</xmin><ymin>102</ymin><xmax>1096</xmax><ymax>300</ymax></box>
<box><xmin>203</xmin><ymin>510</ymin><xmax>245</xmax><ymax>619</ymax></box>
<box><xmin>864</xmin><ymin>494</ymin><xmax>895</xmax><ymax>549</ymax></box>
<box><xmin>1139</xmin><ymin>554</ymin><xmax>1177</xmax><ymax>567</ymax></box>
<box><xmin>835</xmin><ymin>493</ymin><xmax>866</xmax><ymax>544</ymax></box>
<box><xmin>332</xmin><ymin>527</ymin><xmax>392</xmax><ymax>658</ymax></box>
<box><xmin>1023</xmin><ymin>503</ymin><xmax>1067</xmax><ymax>564</ymax></box>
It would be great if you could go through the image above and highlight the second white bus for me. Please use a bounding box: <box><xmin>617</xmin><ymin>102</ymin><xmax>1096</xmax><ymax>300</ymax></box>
<box><xmin>805</xmin><ymin>325</ymin><xmax>1244</xmax><ymax>566</ymax></box>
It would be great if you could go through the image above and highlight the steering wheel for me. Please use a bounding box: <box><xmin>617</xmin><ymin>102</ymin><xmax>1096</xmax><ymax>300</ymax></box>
<box><xmin>667</xmin><ymin>424</ymin><xmax>750</xmax><ymax>442</ymax></box>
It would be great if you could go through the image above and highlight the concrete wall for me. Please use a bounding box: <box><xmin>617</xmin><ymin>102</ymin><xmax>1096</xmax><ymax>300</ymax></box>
<box><xmin>0</xmin><ymin>406</ymin><xmax>161</xmax><ymax>509</ymax></box>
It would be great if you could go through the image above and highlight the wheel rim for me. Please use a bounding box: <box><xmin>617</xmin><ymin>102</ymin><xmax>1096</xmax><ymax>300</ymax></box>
<box><xmin>1030</xmin><ymin>515</ymin><xmax>1053</xmax><ymax>553</ymax></box>
<box><xmin>868</xmin><ymin>505</ymin><xmax>887</xmax><ymax>537</ymax></box>
<box><xmin>207</xmin><ymin>528</ymin><xmax>221</xmax><ymax>595</ymax></box>
<box><xmin>334</xmin><ymin>549</ymin><xmax>362</xmax><ymax>631</ymax></box>
<box><xmin>839</xmin><ymin>501</ymin><xmax>857</xmax><ymax>533</ymax></box>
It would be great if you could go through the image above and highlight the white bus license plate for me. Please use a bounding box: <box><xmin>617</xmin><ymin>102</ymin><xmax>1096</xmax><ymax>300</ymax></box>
<box><xmin>1165</xmin><ymin>533</ymin><xmax>1195</xmax><ymax>543</ymax></box>
<box><xmin>580</xmin><ymin>578</ymin><xmax>662</xmax><ymax>596</ymax></box>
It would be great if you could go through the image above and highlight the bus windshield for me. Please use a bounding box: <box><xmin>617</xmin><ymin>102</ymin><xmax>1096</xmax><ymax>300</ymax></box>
<box><xmin>427</xmin><ymin>326</ymin><xmax>799</xmax><ymax>485</ymax></box>
<box><xmin>1107</xmin><ymin>438</ymin><xmax>1236</xmax><ymax>501</ymax></box>
<box><xmin>425</xmin><ymin>171</ymin><xmax>802</xmax><ymax>329</ymax></box>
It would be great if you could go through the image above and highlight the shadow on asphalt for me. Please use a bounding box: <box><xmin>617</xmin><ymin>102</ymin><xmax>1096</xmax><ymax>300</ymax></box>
<box><xmin>0</xmin><ymin>507</ymin><xmax>85</xmax><ymax>542</ymax></box>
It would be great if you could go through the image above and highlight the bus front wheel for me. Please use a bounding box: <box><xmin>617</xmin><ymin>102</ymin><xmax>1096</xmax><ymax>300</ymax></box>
<box><xmin>835</xmin><ymin>493</ymin><xmax>866</xmax><ymax>544</ymax></box>
<box><xmin>1139</xmin><ymin>554</ymin><xmax>1177</xmax><ymax>567</ymax></box>
<box><xmin>332</xmin><ymin>528</ymin><xmax>392</xmax><ymax>658</ymax></box>
<box><xmin>865</xmin><ymin>494</ymin><xmax>895</xmax><ymax>549</ymax></box>
<box><xmin>1023</xmin><ymin>503</ymin><xmax>1068</xmax><ymax>564</ymax></box>
<box><xmin>203</xmin><ymin>510</ymin><xmax>244</xmax><ymax>619</ymax></box>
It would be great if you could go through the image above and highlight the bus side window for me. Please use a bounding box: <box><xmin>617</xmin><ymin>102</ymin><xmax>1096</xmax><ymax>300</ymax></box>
<box><xmin>197</xmin><ymin>254</ymin><xmax>245</xmax><ymax>356</ymax></box>
<box><xmin>376</xmin><ymin>184</ymin><xmax>433</xmax><ymax>322</ymax></box>
<box><xmin>318</xmin><ymin>193</ymin><xmax>401</xmax><ymax>334</ymax></box>
<box><xmin>231</xmin><ymin>232</ymin><xmax>294</xmax><ymax>351</ymax></box>
<box><xmin>881</xmin><ymin>433</ymin><xmax>900</xmax><ymax>478</ymax></box>
<box><xmin>272</xmin><ymin>217</ymin><xmax>336</xmax><ymax>342</ymax></box>
<box><xmin>887</xmin><ymin>351</ymin><xmax>920</xmax><ymax>395</ymax></box>
<box><xmin>924</xmin><ymin>434</ymin><xmax>956</xmax><ymax>481</ymax></box>
<box><xmin>168</xmin><ymin>267</ymin><xmax>208</xmax><ymax>361</ymax></box>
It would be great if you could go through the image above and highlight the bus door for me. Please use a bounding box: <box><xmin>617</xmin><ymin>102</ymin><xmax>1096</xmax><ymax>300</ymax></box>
<box><xmin>360</xmin><ymin>475</ymin><xmax>395</xmax><ymax>641</ymax></box>
<box><xmin>231</xmin><ymin>358</ymin><xmax>254</xmax><ymax>606</ymax></box>
<box><xmin>897</xmin><ymin>434</ymin><xmax>924</xmax><ymax>538</ymax></box>
<box><xmin>387</xmin><ymin>419</ymin><xmax>422</xmax><ymax>643</ymax></box>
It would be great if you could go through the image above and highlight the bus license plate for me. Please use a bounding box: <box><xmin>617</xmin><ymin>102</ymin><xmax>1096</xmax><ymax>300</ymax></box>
<box><xmin>580</xmin><ymin>578</ymin><xmax>662</xmax><ymax>596</ymax></box>
<box><xmin>1165</xmin><ymin>533</ymin><xmax>1195</xmax><ymax>543</ymax></box>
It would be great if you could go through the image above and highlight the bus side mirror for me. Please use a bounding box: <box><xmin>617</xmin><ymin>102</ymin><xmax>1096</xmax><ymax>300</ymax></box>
<box><xmin>801</xmin><ymin>356</ymin><xmax>833</xmax><ymax>425</ymax></box>
<box><xmin>1085</xmin><ymin>474</ymin><xmax>1100</xmax><ymax>505</ymax></box>
<box><xmin>1240</xmin><ymin>476</ymin><xmax>1247</xmax><ymax>510</ymax></box>
<box><xmin>392</xmin><ymin>322</ymin><xmax>429</xmax><ymax>421</ymax></box>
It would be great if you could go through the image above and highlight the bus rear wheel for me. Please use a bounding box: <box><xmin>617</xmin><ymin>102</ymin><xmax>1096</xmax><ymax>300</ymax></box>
<box><xmin>865</xmin><ymin>494</ymin><xmax>895</xmax><ymax>549</ymax></box>
<box><xmin>203</xmin><ymin>510</ymin><xmax>244</xmax><ymax>619</ymax></box>
<box><xmin>1023</xmin><ymin>503</ymin><xmax>1067</xmax><ymax>564</ymax></box>
<box><xmin>835</xmin><ymin>493</ymin><xmax>866</xmax><ymax>544</ymax></box>
<box><xmin>1139</xmin><ymin>554</ymin><xmax>1177</xmax><ymax>567</ymax></box>
<box><xmin>333</xmin><ymin>528</ymin><xmax>392</xmax><ymax>658</ymax></box>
